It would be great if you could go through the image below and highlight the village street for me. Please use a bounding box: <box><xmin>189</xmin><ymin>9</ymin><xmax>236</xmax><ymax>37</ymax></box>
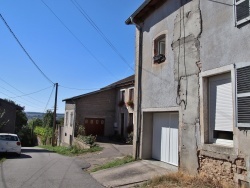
<box><xmin>0</xmin><ymin>147</ymin><xmax>104</xmax><ymax>188</ymax></box>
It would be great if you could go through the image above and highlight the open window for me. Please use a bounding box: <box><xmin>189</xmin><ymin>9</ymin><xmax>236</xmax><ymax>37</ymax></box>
<box><xmin>153</xmin><ymin>35</ymin><xmax>166</xmax><ymax>64</ymax></box>
<box><xmin>235</xmin><ymin>0</ymin><xmax>250</xmax><ymax>26</ymax></box>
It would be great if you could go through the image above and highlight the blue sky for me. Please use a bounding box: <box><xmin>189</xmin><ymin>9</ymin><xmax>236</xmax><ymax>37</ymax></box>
<box><xmin>0</xmin><ymin>0</ymin><xmax>143</xmax><ymax>113</ymax></box>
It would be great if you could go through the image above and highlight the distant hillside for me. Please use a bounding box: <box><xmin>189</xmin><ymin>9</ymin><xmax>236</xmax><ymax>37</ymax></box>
<box><xmin>25</xmin><ymin>112</ymin><xmax>64</xmax><ymax>120</ymax></box>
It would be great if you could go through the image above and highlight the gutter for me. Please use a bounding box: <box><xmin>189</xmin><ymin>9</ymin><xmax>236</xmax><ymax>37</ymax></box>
<box><xmin>125</xmin><ymin>0</ymin><xmax>151</xmax><ymax>25</ymax></box>
<box><xmin>129</xmin><ymin>17</ymin><xmax>143</xmax><ymax>160</ymax></box>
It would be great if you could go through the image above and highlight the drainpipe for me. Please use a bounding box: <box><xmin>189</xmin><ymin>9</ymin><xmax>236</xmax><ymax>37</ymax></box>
<box><xmin>71</xmin><ymin>99</ymin><xmax>76</xmax><ymax>145</ymax></box>
<box><xmin>130</xmin><ymin>17</ymin><xmax>143</xmax><ymax>160</ymax></box>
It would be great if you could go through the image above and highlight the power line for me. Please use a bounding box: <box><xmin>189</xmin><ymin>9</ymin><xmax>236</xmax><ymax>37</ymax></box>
<box><xmin>44</xmin><ymin>84</ymin><xmax>55</xmax><ymax>113</ymax></box>
<box><xmin>10</xmin><ymin>86</ymin><xmax>53</xmax><ymax>99</ymax></box>
<box><xmin>0</xmin><ymin>13</ymin><xmax>54</xmax><ymax>85</ymax></box>
<box><xmin>0</xmin><ymin>91</ymin><xmax>40</xmax><ymax>109</ymax></box>
<box><xmin>0</xmin><ymin>85</ymin><xmax>45</xmax><ymax>108</ymax></box>
<box><xmin>0</xmin><ymin>76</ymin><xmax>49</xmax><ymax>104</ymax></box>
<box><xmin>40</xmin><ymin>0</ymin><xmax>117</xmax><ymax>79</ymax></box>
<box><xmin>71</xmin><ymin>0</ymin><xmax>134</xmax><ymax>71</ymax></box>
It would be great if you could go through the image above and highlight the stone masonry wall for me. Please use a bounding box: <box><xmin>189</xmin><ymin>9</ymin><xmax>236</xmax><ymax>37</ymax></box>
<box><xmin>199</xmin><ymin>155</ymin><xmax>248</xmax><ymax>186</ymax></box>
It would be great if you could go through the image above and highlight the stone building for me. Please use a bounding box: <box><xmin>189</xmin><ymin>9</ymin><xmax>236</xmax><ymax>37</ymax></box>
<box><xmin>0</xmin><ymin>98</ymin><xmax>23</xmax><ymax>133</ymax></box>
<box><xmin>126</xmin><ymin>0</ymin><xmax>250</xmax><ymax>186</ymax></box>
<box><xmin>59</xmin><ymin>75</ymin><xmax>134</xmax><ymax>146</ymax></box>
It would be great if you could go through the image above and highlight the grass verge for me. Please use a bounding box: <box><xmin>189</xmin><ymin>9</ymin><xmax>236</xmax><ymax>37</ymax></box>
<box><xmin>39</xmin><ymin>145</ymin><xmax>103</xmax><ymax>156</ymax></box>
<box><xmin>140</xmin><ymin>172</ymin><xmax>234</xmax><ymax>188</ymax></box>
<box><xmin>91</xmin><ymin>155</ymin><xmax>134</xmax><ymax>172</ymax></box>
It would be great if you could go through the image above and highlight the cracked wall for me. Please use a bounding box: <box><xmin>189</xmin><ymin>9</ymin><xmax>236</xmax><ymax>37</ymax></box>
<box><xmin>171</xmin><ymin>0</ymin><xmax>202</xmax><ymax>174</ymax></box>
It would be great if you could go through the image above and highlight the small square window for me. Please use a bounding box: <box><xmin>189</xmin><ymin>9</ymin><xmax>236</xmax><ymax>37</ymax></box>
<box><xmin>153</xmin><ymin>35</ymin><xmax>166</xmax><ymax>64</ymax></box>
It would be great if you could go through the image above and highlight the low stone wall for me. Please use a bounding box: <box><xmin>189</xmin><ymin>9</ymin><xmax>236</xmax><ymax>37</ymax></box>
<box><xmin>36</xmin><ymin>136</ymin><xmax>51</xmax><ymax>146</ymax></box>
<box><xmin>198</xmin><ymin>155</ymin><xmax>247</xmax><ymax>186</ymax></box>
<box><xmin>73</xmin><ymin>138</ymin><xmax>90</xmax><ymax>149</ymax></box>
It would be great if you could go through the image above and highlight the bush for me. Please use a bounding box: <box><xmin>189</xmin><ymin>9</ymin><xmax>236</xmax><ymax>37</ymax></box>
<box><xmin>77</xmin><ymin>135</ymin><xmax>96</xmax><ymax>146</ymax></box>
<box><xmin>34</xmin><ymin>126</ymin><xmax>52</xmax><ymax>145</ymax></box>
<box><xmin>77</xmin><ymin>124</ymin><xmax>85</xmax><ymax>136</ymax></box>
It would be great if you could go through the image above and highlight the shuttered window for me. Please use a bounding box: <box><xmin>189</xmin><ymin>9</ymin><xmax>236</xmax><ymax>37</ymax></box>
<box><xmin>236</xmin><ymin>62</ymin><xmax>250</xmax><ymax>127</ymax></box>
<box><xmin>209</xmin><ymin>73</ymin><xmax>233</xmax><ymax>131</ymax></box>
<box><xmin>235</xmin><ymin>0</ymin><xmax>250</xmax><ymax>25</ymax></box>
<box><xmin>209</xmin><ymin>73</ymin><xmax>233</xmax><ymax>145</ymax></box>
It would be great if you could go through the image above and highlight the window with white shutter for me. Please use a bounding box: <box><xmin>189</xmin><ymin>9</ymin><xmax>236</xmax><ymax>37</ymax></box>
<box><xmin>235</xmin><ymin>0</ymin><xmax>250</xmax><ymax>26</ymax></box>
<box><xmin>236</xmin><ymin>62</ymin><xmax>250</xmax><ymax>127</ymax></box>
<box><xmin>208</xmin><ymin>73</ymin><xmax>234</xmax><ymax>145</ymax></box>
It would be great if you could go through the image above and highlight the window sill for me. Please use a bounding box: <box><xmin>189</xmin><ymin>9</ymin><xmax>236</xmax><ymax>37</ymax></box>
<box><xmin>200</xmin><ymin>143</ymin><xmax>237</xmax><ymax>161</ymax></box>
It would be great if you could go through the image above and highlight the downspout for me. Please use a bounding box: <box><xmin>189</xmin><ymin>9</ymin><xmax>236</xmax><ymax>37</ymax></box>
<box><xmin>71</xmin><ymin>99</ymin><xmax>76</xmax><ymax>145</ymax></box>
<box><xmin>130</xmin><ymin>17</ymin><xmax>143</xmax><ymax>160</ymax></box>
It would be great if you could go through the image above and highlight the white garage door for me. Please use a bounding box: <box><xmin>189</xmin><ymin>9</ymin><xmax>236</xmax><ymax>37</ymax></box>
<box><xmin>152</xmin><ymin>112</ymin><xmax>178</xmax><ymax>166</ymax></box>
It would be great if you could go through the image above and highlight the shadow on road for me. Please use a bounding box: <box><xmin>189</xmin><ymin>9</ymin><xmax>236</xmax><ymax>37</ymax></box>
<box><xmin>21</xmin><ymin>148</ymin><xmax>54</xmax><ymax>153</ymax></box>
<box><xmin>0</xmin><ymin>153</ymin><xmax>32</xmax><ymax>159</ymax></box>
<box><xmin>96</xmin><ymin>136</ymin><xmax>131</xmax><ymax>145</ymax></box>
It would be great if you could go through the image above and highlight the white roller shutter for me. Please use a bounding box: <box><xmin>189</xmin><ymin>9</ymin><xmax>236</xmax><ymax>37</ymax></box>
<box><xmin>209</xmin><ymin>73</ymin><xmax>233</xmax><ymax>132</ymax></box>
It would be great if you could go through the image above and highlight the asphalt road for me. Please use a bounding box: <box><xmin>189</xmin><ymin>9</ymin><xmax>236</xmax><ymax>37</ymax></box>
<box><xmin>0</xmin><ymin>147</ymin><xmax>104</xmax><ymax>188</ymax></box>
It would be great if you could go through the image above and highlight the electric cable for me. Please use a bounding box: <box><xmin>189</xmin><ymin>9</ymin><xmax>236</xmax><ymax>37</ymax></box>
<box><xmin>0</xmin><ymin>77</ymin><xmax>49</xmax><ymax>104</ymax></box>
<box><xmin>10</xmin><ymin>86</ymin><xmax>53</xmax><ymax>99</ymax></box>
<box><xmin>0</xmin><ymin>85</ymin><xmax>44</xmax><ymax>108</ymax></box>
<box><xmin>0</xmin><ymin>91</ymin><xmax>40</xmax><ymax>109</ymax></box>
<box><xmin>0</xmin><ymin>14</ymin><xmax>54</xmax><ymax>85</ymax></box>
<box><xmin>40</xmin><ymin>0</ymin><xmax>117</xmax><ymax>79</ymax></box>
<box><xmin>71</xmin><ymin>0</ymin><xmax>134</xmax><ymax>71</ymax></box>
<box><xmin>43</xmin><ymin>84</ymin><xmax>55</xmax><ymax>113</ymax></box>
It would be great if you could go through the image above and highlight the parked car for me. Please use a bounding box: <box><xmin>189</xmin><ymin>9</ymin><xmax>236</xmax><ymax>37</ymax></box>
<box><xmin>0</xmin><ymin>133</ymin><xmax>21</xmax><ymax>156</ymax></box>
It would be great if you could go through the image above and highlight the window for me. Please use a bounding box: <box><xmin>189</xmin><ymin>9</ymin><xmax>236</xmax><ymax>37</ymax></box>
<box><xmin>129</xmin><ymin>113</ymin><xmax>133</xmax><ymax>126</ymax></box>
<box><xmin>208</xmin><ymin>73</ymin><xmax>233</xmax><ymax>145</ymax></box>
<box><xmin>235</xmin><ymin>0</ymin><xmax>250</xmax><ymax>26</ymax></box>
<box><xmin>129</xmin><ymin>88</ymin><xmax>134</xmax><ymax>101</ymax></box>
<box><xmin>153</xmin><ymin>35</ymin><xmax>166</xmax><ymax>64</ymax></box>
<box><xmin>121</xmin><ymin>90</ymin><xmax>125</xmax><ymax>102</ymax></box>
<box><xmin>200</xmin><ymin>65</ymin><xmax>235</xmax><ymax>147</ymax></box>
<box><xmin>70</xmin><ymin>112</ymin><xmax>73</xmax><ymax>127</ymax></box>
<box><xmin>235</xmin><ymin>62</ymin><xmax>250</xmax><ymax>127</ymax></box>
<box><xmin>65</xmin><ymin>112</ymin><xmax>68</xmax><ymax>126</ymax></box>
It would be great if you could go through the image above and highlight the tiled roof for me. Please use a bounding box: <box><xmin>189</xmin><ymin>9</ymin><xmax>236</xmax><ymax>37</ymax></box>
<box><xmin>63</xmin><ymin>75</ymin><xmax>134</xmax><ymax>101</ymax></box>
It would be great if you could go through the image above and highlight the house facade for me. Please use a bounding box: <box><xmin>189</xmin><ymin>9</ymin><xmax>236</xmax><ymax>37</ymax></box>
<box><xmin>127</xmin><ymin>0</ymin><xmax>250</xmax><ymax>186</ymax></box>
<box><xmin>59</xmin><ymin>75</ymin><xmax>134</xmax><ymax>146</ymax></box>
<box><xmin>0</xmin><ymin>98</ymin><xmax>22</xmax><ymax>133</ymax></box>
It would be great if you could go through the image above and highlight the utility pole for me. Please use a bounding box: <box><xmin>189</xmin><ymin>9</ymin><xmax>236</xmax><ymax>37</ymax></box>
<box><xmin>52</xmin><ymin>83</ymin><xmax>58</xmax><ymax>147</ymax></box>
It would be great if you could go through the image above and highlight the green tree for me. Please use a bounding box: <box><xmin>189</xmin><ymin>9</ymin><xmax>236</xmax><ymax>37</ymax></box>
<box><xmin>15</xmin><ymin>110</ymin><xmax>28</xmax><ymax>133</ymax></box>
<box><xmin>43</xmin><ymin>110</ymin><xmax>54</xmax><ymax>127</ymax></box>
<box><xmin>28</xmin><ymin>118</ymin><xmax>43</xmax><ymax>128</ymax></box>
